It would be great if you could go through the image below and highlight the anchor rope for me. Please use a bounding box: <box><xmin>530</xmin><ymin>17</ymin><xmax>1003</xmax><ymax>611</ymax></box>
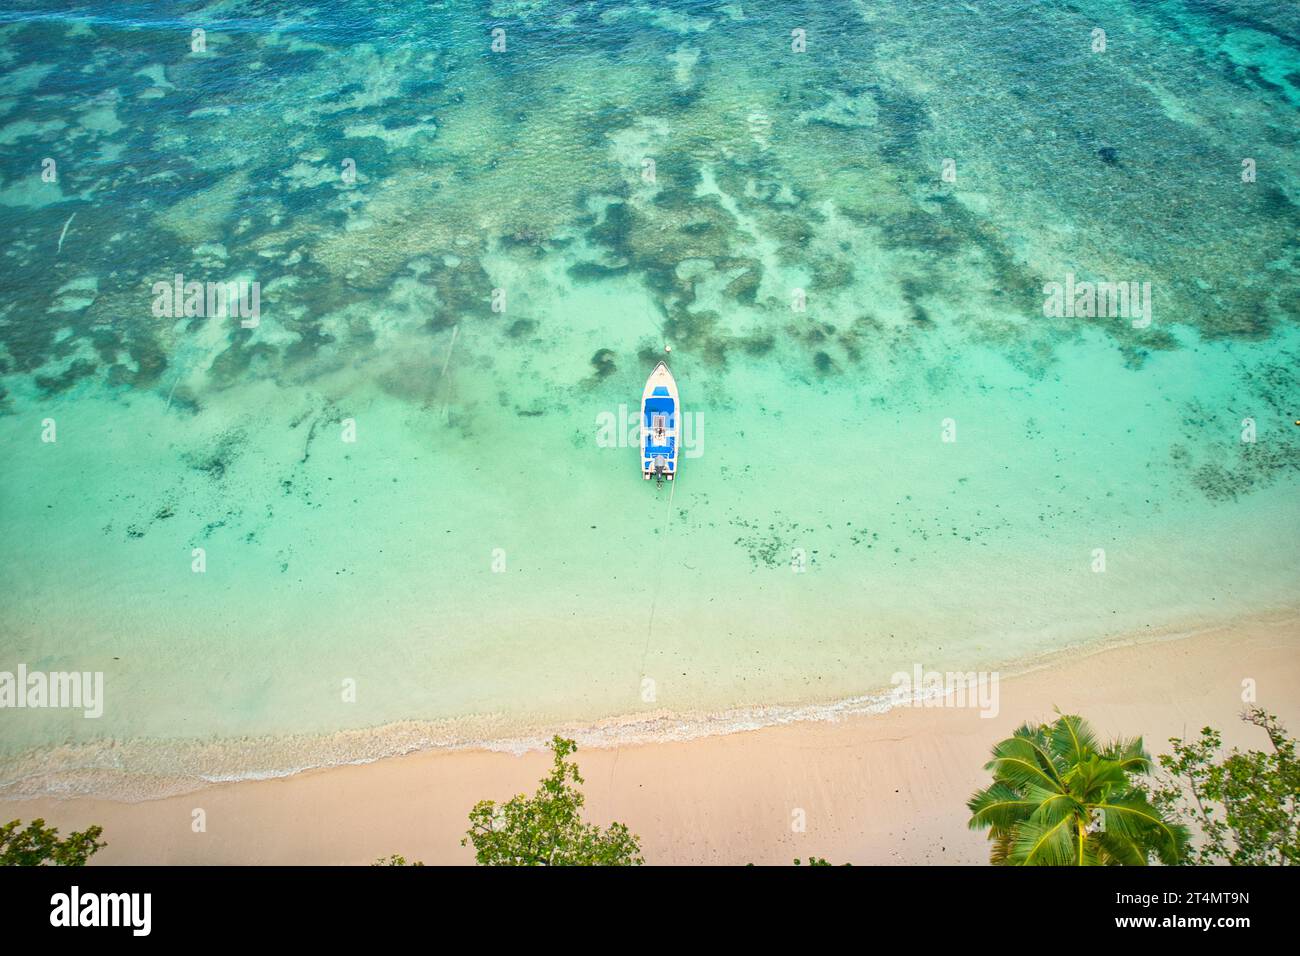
<box><xmin>607</xmin><ymin>463</ymin><xmax>678</xmax><ymax>798</ymax></box>
<box><xmin>639</xmin><ymin>473</ymin><xmax>677</xmax><ymax>675</ymax></box>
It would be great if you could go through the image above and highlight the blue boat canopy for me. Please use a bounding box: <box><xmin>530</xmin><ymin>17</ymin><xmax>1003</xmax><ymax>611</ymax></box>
<box><xmin>643</xmin><ymin>395</ymin><xmax>675</xmax><ymax>428</ymax></box>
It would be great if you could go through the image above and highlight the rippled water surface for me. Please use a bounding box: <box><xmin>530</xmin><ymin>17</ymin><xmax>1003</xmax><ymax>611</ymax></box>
<box><xmin>0</xmin><ymin>0</ymin><xmax>1297</xmax><ymax>797</ymax></box>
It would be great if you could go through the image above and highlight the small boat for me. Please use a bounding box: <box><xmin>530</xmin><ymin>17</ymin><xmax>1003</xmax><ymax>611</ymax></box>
<box><xmin>641</xmin><ymin>360</ymin><xmax>679</xmax><ymax>481</ymax></box>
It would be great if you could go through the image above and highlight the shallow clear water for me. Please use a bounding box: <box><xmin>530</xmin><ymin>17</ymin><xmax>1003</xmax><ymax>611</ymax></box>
<box><xmin>0</xmin><ymin>0</ymin><xmax>1297</xmax><ymax>798</ymax></box>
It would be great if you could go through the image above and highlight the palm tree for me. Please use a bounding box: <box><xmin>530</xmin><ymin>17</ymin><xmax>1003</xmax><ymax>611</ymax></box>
<box><xmin>967</xmin><ymin>713</ymin><xmax>1188</xmax><ymax>865</ymax></box>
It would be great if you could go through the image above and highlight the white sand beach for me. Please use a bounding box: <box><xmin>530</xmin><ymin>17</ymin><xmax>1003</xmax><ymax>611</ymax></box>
<box><xmin>4</xmin><ymin>612</ymin><xmax>1296</xmax><ymax>865</ymax></box>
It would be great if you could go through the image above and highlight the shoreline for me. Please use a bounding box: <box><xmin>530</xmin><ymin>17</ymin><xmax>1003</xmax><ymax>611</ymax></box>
<box><xmin>2</xmin><ymin>612</ymin><xmax>1296</xmax><ymax>864</ymax></box>
<box><xmin>1</xmin><ymin>606</ymin><xmax>1294</xmax><ymax>804</ymax></box>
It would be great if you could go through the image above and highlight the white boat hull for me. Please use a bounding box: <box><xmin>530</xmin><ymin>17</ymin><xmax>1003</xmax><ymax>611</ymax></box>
<box><xmin>640</xmin><ymin>361</ymin><xmax>679</xmax><ymax>481</ymax></box>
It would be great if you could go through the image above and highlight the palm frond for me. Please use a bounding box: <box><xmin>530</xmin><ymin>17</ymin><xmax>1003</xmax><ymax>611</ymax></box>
<box><xmin>1095</xmin><ymin>795</ymin><xmax>1189</xmax><ymax>864</ymax></box>
<box><xmin>1026</xmin><ymin>787</ymin><xmax>1077</xmax><ymax>826</ymax></box>
<box><xmin>1094</xmin><ymin>829</ymin><xmax>1149</xmax><ymax>866</ymax></box>
<box><xmin>988</xmin><ymin>830</ymin><xmax>1015</xmax><ymax>866</ymax></box>
<box><xmin>989</xmin><ymin>737</ymin><xmax>1066</xmax><ymax>792</ymax></box>
<box><xmin>1105</xmin><ymin>735</ymin><xmax>1152</xmax><ymax>774</ymax></box>
<box><xmin>1009</xmin><ymin>816</ymin><xmax>1077</xmax><ymax>866</ymax></box>
<box><xmin>967</xmin><ymin>782</ymin><xmax>1037</xmax><ymax>832</ymax></box>
<box><xmin>1050</xmin><ymin>712</ymin><xmax>1099</xmax><ymax>765</ymax></box>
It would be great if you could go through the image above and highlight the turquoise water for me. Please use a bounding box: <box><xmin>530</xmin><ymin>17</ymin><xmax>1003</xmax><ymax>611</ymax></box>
<box><xmin>0</xmin><ymin>0</ymin><xmax>1297</xmax><ymax>798</ymax></box>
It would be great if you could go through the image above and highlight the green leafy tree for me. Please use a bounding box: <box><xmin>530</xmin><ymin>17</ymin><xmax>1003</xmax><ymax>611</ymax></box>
<box><xmin>794</xmin><ymin>857</ymin><xmax>850</xmax><ymax>866</ymax></box>
<box><xmin>967</xmin><ymin>713</ymin><xmax>1187</xmax><ymax>865</ymax></box>
<box><xmin>372</xmin><ymin>854</ymin><xmax>423</xmax><ymax>866</ymax></box>
<box><xmin>1</xmin><ymin>819</ymin><xmax>105</xmax><ymax>866</ymax></box>
<box><xmin>1145</xmin><ymin>707</ymin><xmax>1298</xmax><ymax>865</ymax></box>
<box><xmin>463</xmin><ymin>736</ymin><xmax>643</xmax><ymax>866</ymax></box>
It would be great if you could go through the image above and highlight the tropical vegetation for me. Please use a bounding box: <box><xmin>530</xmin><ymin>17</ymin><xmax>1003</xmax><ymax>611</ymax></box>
<box><xmin>461</xmin><ymin>736</ymin><xmax>644</xmax><ymax>866</ymax></box>
<box><xmin>1145</xmin><ymin>707</ymin><xmax>1297</xmax><ymax>865</ymax></box>
<box><xmin>967</xmin><ymin>713</ymin><xmax>1188</xmax><ymax>865</ymax></box>
<box><xmin>1</xmin><ymin>818</ymin><xmax>105</xmax><ymax>866</ymax></box>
